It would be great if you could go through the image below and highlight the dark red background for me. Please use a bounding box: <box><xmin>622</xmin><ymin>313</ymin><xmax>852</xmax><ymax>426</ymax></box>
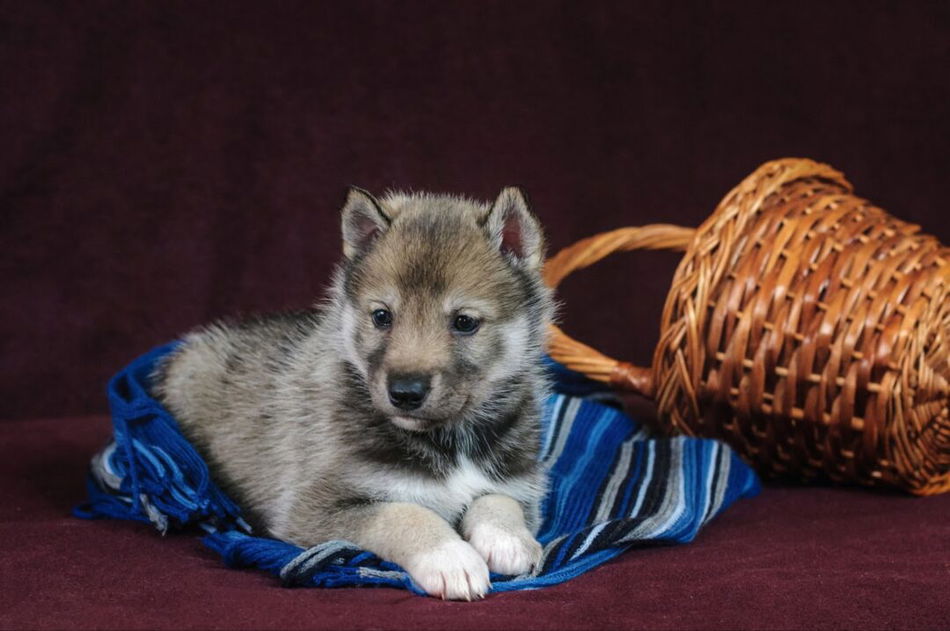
<box><xmin>2</xmin><ymin>3</ymin><xmax>949</xmax><ymax>629</ymax></box>
<box><xmin>3</xmin><ymin>0</ymin><xmax>949</xmax><ymax>420</ymax></box>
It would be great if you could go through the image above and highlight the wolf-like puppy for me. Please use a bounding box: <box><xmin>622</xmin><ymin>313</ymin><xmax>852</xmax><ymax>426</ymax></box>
<box><xmin>152</xmin><ymin>187</ymin><xmax>553</xmax><ymax>600</ymax></box>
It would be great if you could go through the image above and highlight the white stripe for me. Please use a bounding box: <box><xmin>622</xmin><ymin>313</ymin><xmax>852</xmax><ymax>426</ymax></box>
<box><xmin>539</xmin><ymin>395</ymin><xmax>565</xmax><ymax>460</ymax></box>
<box><xmin>620</xmin><ymin>439</ymin><xmax>687</xmax><ymax>542</ymax></box>
<box><xmin>542</xmin><ymin>397</ymin><xmax>582</xmax><ymax>466</ymax></box>
<box><xmin>571</xmin><ymin>521</ymin><xmax>610</xmax><ymax>560</ymax></box>
<box><xmin>626</xmin><ymin>441</ymin><xmax>655</xmax><ymax>518</ymax></box>
<box><xmin>593</xmin><ymin>439</ymin><xmax>634</xmax><ymax>522</ymax></box>
<box><xmin>704</xmin><ymin>447</ymin><xmax>731</xmax><ymax>522</ymax></box>
<box><xmin>698</xmin><ymin>443</ymin><xmax>717</xmax><ymax>524</ymax></box>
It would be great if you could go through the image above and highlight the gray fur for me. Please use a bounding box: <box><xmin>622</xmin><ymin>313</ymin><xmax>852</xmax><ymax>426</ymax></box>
<box><xmin>152</xmin><ymin>188</ymin><xmax>554</xmax><ymax>599</ymax></box>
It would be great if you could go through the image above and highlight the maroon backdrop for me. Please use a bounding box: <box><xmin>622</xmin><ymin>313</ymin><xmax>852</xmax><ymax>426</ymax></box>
<box><xmin>3</xmin><ymin>0</ymin><xmax>949</xmax><ymax>420</ymax></box>
<box><xmin>3</xmin><ymin>5</ymin><xmax>949</xmax><ymax>629</ymax></box>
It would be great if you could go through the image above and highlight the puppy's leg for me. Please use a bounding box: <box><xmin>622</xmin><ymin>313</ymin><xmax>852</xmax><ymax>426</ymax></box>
<box><xmin>346</xmin><ymin>502</ymin><xmax>490</xmax><ymax>600</ymax></box>
<box><xmin>461</xmin><ymin>494</ymin><xmax>543</xmax><ymax>576</ymax></box>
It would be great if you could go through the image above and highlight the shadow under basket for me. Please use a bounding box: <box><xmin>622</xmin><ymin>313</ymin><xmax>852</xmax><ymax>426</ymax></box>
<box><xmin>544</xmin><ymin>158</ymin><xmax>949</xmax><ymax>495</ymax></box>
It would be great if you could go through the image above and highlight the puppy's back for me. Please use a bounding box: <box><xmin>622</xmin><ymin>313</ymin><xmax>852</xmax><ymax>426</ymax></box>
<box><xmin>152</xmin><ymin>309</ymin><xmax>324</xmax><ymax>517</ymax></box>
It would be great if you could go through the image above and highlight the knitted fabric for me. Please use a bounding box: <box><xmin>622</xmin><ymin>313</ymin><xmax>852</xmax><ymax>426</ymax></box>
<box><xmin>76</xmin><ymin>344</ymin><xmax>760</xmax><ymax>593</ymax></box>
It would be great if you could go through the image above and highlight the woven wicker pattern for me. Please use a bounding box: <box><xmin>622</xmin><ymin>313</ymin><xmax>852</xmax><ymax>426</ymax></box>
<box><xmin>545</xmin><ymin>158</ymin><xmax>950</xmax><ymax>494</ymax></box>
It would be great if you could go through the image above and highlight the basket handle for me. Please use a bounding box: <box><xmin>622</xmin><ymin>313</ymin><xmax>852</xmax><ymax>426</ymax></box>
<box><xmin>543</xmin><ymin>224</ymin><xmax>696</xmax><ymax>398</ymax></box>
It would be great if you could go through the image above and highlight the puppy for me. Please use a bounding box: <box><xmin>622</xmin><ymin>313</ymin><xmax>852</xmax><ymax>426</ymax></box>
<box><xmin>152</xmin><ymin>187</ymin><xmax>554</xmax><ymax>599</ymax></box>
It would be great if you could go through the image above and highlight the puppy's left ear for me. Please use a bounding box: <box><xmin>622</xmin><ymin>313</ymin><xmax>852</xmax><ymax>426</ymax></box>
<box><xmin>483</xmin><ymin>187</ymin><xmax>545</xmax><ymax>269</ymax></box>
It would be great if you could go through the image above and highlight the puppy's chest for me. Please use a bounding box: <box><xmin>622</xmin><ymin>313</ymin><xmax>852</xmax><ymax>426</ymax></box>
<box><xmin>359</xmin><ymin>458</ymin><xmax>520</xmax><ymax>523</ymax></box>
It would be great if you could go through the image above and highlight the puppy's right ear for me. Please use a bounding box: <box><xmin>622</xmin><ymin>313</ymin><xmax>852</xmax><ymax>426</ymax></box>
<box><xmin>341</xmin><ymin>187</ymin><xmax>390</xmax><ymax>259</ymax></box>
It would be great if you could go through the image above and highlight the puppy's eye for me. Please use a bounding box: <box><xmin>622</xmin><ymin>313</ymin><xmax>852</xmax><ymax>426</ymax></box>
<box><xmin>371</xmin><ymin>309</ymin><xmax>393</xmax><ymax>329</ymax></box>
<box><xmin>452</xmin><ymin>314</ymin><xmax>480</xmax><ymax>335</ymax></box>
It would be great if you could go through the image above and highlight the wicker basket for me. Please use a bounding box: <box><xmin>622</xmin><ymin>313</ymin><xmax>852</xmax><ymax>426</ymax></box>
<box><xmin>545</xmin><ymin>158</ymin><xmax>950</xmax><ymax>495</ymax></box>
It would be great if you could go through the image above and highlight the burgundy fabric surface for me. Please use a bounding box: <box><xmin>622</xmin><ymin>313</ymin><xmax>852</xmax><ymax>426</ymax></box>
<box><xmin>3</xmin><ymin>2</ymin><xmax>950</xmax><ymax>629</ymax></box>
<box><xmin>1</xmin><ymin>415</ymin><xmax>948</xmax><ymax>630</ymax></box>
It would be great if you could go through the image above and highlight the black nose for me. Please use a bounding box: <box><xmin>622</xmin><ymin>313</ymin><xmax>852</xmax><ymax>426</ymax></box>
<box><xmin>387</xmin><ymin>374</ymin><xmax>431</xmax><ymax>411</ymax></box>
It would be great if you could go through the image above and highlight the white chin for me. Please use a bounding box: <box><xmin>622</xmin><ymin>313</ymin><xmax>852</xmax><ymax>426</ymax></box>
<box><xmin>391</xmin><ymin>416</ymin><xmax>429</xmax><ymax>432</ymax></box>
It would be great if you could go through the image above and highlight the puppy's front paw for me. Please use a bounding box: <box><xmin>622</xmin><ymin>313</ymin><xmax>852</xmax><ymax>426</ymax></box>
<box><xmin>465</xmin><ymin>522</ymin><xmax>543</xmax><ymax>576</ymax></box>
<box><xmin>403</xmin><ymin>539</ymin><xmax>490</xmax><ymax>600</ymax></box>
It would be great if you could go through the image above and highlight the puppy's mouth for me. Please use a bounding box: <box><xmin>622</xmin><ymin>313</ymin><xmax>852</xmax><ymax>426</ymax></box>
<box><xmin>388</xmin><ymin>395</ymin><xmax>471</xmax><ymax>432</ymax></box>
<box><xmin>390</xmin><ymin>415</ymin><xmax>440</xmax><ymax>432</ymax></box>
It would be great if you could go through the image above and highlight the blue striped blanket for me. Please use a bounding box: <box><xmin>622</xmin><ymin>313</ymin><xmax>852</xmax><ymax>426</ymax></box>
<box><xmin>75</xmin><ymin>344</ymin><xmax>760</xmax><ymax>594</ymax></box>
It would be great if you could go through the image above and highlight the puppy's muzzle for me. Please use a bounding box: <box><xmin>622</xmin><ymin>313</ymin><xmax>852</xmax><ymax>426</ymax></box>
<box><xmin>387</xmin><ymin>373</ymin><xmax>431</xmax><ymax>411</ymax></box>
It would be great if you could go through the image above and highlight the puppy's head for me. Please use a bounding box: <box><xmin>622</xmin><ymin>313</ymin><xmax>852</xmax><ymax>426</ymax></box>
<box><xmin>337</xmin><ymin>187</ymin><xmax>551</xmax><ymax>432</ymax></box>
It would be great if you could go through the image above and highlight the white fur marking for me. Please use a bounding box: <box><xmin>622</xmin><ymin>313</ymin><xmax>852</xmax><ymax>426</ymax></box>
<box><xmin>360</xmin><ymin>457</ymin><xmax>536</xmax><ymax>525</ymax></box>
<box><xmin>391</xmin><ymin>416</ymin><xmax>428</xmax><ymax>432</ymax></box>
<box><xmin>339</xmin><ymin>303</ymin><xmax>368</xmax><ymax>375</ymax></box>
<box><xmin>484</xmin><ymin>314</ymin><xmax>531</xmax><ymax>383</ymax></box>
<box><xmin>403</xmin><ymin>538</ymin><xmax>490</xmax><ymax>600</ymax></box>
<box><xmin>465</xmin><ymin>520</ymin><xmax>542</xmax><ymax>576</ymax></box>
